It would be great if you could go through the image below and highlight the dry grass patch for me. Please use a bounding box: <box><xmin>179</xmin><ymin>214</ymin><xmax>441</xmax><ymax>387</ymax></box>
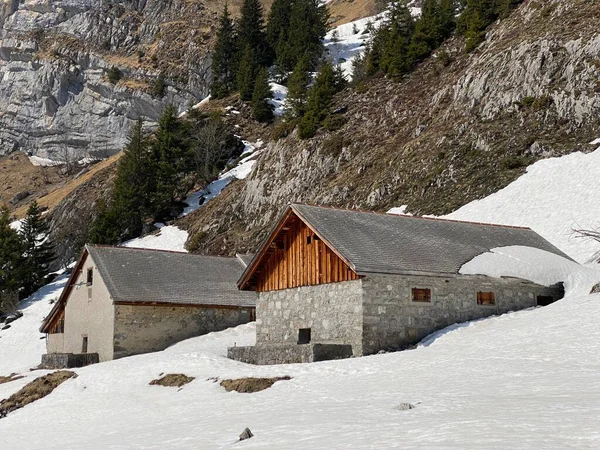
<box><xmin>0</xmin><ymin>374</ymin><xmax>24</xmax><ymax>385</ymax></box>
<box><xmin>13</xmin><ymin>152</ymin><xmax>121</xmax><ymax>219</ymax></box>
<box><xmin>220</xmin><ymin>376</ymin><xmax>291</xmax><ymax>393</ymax></box>
<box><xmin>0</xmin><ymin>371</ymin><xmax>77</xmax><ymax>417</ymax></box>
<box><xmin>150</xmin><ymin>373</ymin><xmax>195</xmax><ymax>387</ymax></box>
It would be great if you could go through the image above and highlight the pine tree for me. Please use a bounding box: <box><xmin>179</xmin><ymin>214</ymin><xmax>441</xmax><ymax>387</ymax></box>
<box><xmin>111</xmin><ymin>119</ymin><xmax>153</xmax><ymax>240</ymax></box>
<box><xmin>0</xmin><ymin>206</ymin><xmax>24</xmax><ymax>304</ymax></box>
<box><xmin>88</xmin><ymin>198</ymin><xmax>122</xmax><ymax>245</ymax></box>
<box><xmin>298</xmin><ymin>62</ymin><xmax>346</xmax><ymax>139</ymax></box>
<box><xmin>237</xmin><ymin>0</ymin><xmax>271</xmax><ymax>66</ymax></box>
<box><xmin>151</xmin><ymin>105</ymin><xmax>193</xmax><ymax>220</ymax></box>
<box><xmin>368</xmin><ymin>1</ymin><xmax>416</xmax><ymax>77</ymax></box>
<box><xmin>283</xmin><ymin>0</ymin><xmax>329</xmax><ymax>73</ymax></box>
<box><xmin>457</xmin><ymin>0</ymin><xmax>522</xmax><ymax>52</ymax></box>
<box><xmin>211</xmin><ymin>5</ymin><xmax>238</xmax><ymax>98</ymax></box>
<box><xmin>251</xmin><ymin>67</ymin><xmax>274</xmax><ymax>122</ymax></box>
<box><xmin>237</xmin><ymin>44</ymin><xmax>259</xmax><ymax>101</ymax></box>
<box><xmin>284</xmin><ymin>54</ymin><xmax>311</xmax><ymax>118</ymax></box>
<box><xmin>266</xmin><ymin>0</ymin><xmax>292</xmax><ymax>49</ymax></box>
<box><xmin>18</xmin><ymin>201</ymin><xmax>55</xmax><ymax>297</ymax></box>
<box><xmin>409</xmin><ymin>0</ymin><xmax>456</xmax><ymax>63</ymax></box>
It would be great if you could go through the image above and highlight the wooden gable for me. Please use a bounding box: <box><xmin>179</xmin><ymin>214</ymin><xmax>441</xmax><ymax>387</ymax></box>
<box><xmin>240</xmin><ymin>209</ymin><xmax>360</xmax><ymax>292</ymax></box>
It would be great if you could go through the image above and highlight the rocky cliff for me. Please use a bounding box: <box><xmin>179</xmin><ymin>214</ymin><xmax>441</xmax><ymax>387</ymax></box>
<box><xmin>0</xmin><ymin>0</ymin><xmax>226</xmax><ymax>160</ymax></box>
<box><xmin>182</xmin><ymin>0</ymin><xmax>600</xmax><ymax>255</ymax></box>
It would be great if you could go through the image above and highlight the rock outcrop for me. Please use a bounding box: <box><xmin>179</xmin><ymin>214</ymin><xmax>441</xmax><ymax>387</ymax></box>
<box><xmin>0</xmin><ymin>0</ymin><xmax>219</xmax><ymax>160</ymax></box>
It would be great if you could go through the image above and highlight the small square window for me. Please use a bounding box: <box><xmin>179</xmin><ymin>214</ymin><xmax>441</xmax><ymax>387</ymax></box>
<box><xmin>87</xmin><ymin>268</ymin><xmax>93</xmax><ymax>285</ymax></box>
<box><xmin>306</xmin><ymin>235</ymin><xmax>312</xmax><ymax>245</ymax></box>
<box><xmin>298</xmin><ymin>328</ymin><xmax>311</xmax><ymax>345</ymax></box>
<box><xmin>477</xmin><ymin>291</ymin><xmax>496</xmax><ymax>305</ymax></box>
<box><xmin>412</xmin><ymin>288</ymin><xmax>431</xmax><ymax>303</ymax></box>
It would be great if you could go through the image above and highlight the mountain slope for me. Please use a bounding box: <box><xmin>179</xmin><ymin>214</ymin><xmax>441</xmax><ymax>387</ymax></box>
<box><xmin>182</xmin><ymin>0</ymin><xmax>600</xmax><ymax>256</ymax></box>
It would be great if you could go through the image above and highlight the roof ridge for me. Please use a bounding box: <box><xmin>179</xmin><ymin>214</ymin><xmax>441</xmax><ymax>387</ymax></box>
<box><xmin>89</xmin><ymin>244</ymin><xmax>238</xmax><ymax>259</ymax></box>
<box><xmin>291</xmin><ymin>203</ymin><xmax>532</xmax><ymax>231</ymax></box>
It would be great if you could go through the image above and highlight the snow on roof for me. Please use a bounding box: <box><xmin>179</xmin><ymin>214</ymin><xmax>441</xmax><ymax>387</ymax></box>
<box><xmin>460</xmin><ymin>246</ymin><xmax>600</xmax><ymax>297</ymax></box>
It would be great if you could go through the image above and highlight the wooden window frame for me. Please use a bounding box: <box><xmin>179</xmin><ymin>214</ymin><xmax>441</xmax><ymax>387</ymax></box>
<box><xmin>477</xmin><ymin>291</ymin><xmax>496</xmax><ymax>306</ymax></box>
<box><xmin>411</xmin><ymin>288</ymin><xmax>431</xmax><ymax>303</ymax></box>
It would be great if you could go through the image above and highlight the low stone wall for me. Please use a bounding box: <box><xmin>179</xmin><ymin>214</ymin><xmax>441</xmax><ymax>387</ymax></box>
<box><xmin>40</xmin><ymin>353</ymin><xmax>99</xmax><ymax>369</ymax></box>
<box><xmin>228</xmin><ymin>343</ymin><xmax>353</xmax><ymax>365</ymax></box>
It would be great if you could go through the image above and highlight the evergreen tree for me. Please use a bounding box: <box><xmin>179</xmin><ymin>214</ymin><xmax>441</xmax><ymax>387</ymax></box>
<box><xmin>237</xmin><ymin>44</ymin><xmax>259</xmax><ymax>101</ymax></box>
<box><xmin>408</xmin><ymin>0</ymin><xmax>456</xmax><ymax>63</ymax></box>
<box><xmin>251</xmin><ymin>67</ymin><xmax>274</xmax><ymax>122</ymax></box>
<box><xmin>111</xmin><ymin>119</ymin><xmax>153</xmax><ymax>240</ymax></box>
<box><xmin>88</xmin><ymin>198</ymin><xmax>121</xmax><ymax>245</ymax></box>
<box><xmin>266</xmin><ymin>0</ymin><xmax>292</xmax><ymax>49</ymax></box>
<box><xmin>280</xmin><ymin>0</ymin><xmax>329</xmax><ymax>73</ymax></box>
<box><xmin>211</xmin><ymin>4</ymin><xmax>238</xmax><ymax>98</ymax></box>
<box><xmin>237</xmin><ymin>0</ymin><xmax>271</xmax><ymax>66</ymax></box>
<box><xmin>151</xmin><ymin>105</ymin><xmax>193</xmax><ymax>220</ymax></box>
<box><xmin>284</xmin><ymin>54</ymin><xmax>311</xmax><ymax>118</ymax></box>
<box><xmin>457</xmin><ymin>0</ymin><xmax>522</xmax><ymax>52</ymax></box>
<box><xmin>298</xmin><ymin>62</ymin><xmax>346</xmax><ymax>139</ymax></box>
<box><xmin>18</xmin><ymin>201</ymin><xmax>54</xmax><ymax>297</ymax></box>
<box><xmin>0</xmin><ymin>206</ymin><xmax>24</xmax><ymax>303</ymax></box>
<box><xmin>368</xmin><ymin>1</ymin><xmax>416</xmax><ymax>77</ymax></box>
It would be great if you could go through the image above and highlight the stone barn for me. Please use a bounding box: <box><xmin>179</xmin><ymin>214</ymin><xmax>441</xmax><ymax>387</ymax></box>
<box><xmin>40</xmin><ymin>245</ymin><xmax>256</xmax><ymax>368</ymax></box>
<box><xmin>228</xmin><ymin>204</ymin><xmax>568</xmax><ymax>365</ymax></box>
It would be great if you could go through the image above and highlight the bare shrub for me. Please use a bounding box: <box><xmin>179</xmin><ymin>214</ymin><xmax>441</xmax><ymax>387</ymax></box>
<box><xmin>574</xmin><ymin>228</ymin><xmax>600</xmax><ymax>262</ymax></box>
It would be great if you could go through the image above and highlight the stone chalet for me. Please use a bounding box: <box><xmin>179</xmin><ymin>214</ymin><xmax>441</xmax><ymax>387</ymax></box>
<box><xmin>228</xmin><ymin>204</ymin><xmax>568</xmax><ymax>365</ymax></box>
<box><xmin>40</xmin><ymin>245</ymin><xmax>256</xmax><ymax>368</ymax></box>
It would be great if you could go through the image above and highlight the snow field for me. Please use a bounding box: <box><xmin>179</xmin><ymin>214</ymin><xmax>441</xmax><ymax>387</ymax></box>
<box><xmin>442</xmin><ymin>148</ymin><xmax>600</xmax><ymax>264</ymax></box>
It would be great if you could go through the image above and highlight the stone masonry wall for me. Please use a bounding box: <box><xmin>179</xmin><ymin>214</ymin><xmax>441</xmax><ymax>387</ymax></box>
<box><xmin>256</xmin><ymin>280</ymin><xmax>364</xmax><ymax>356</ymax></box>
<box><xmin>113</xmin><ymin>304</ymin><xmax>254</xmax><ymax>359</ymax></box>
<box><xmin>361</xmin><ymin>274</ymin><xmax>564</xmax><ymax>355</ymax></box>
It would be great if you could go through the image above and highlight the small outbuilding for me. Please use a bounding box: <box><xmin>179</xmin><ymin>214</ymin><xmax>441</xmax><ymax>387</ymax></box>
<box><xmin>40</xmin><ymin>245</ymin><xmax>256</xmax><ymax>368</ymax></box>
<box><xmin>228</xmin><ymin>204</ymin><xmax>568</xmax><ymax>365</ymax></box>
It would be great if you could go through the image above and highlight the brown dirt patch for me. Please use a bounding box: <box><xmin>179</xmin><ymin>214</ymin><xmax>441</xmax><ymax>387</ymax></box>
<box><xmin>220</xmin><ymin>376</ymin><xmax>291</xmax><ymax>393</ymax></box>
<box><xmin>0</xmin><ymin>374</ymin><xmax>24</xmax><ymax>385</ymax></box>
<box><xmin>150</xmin><ymin>373</ymin><xmax>195</xmax><ymax>387</ymax></box>
<box><xmin>12</xmin><ymin>152</ymin><xmax>121</xmax><ymax>219</ymax></box>
<box><xmin>0</xmin><ymin>370</ymin><xmax>77</xmax><ymax>417</ymax></box>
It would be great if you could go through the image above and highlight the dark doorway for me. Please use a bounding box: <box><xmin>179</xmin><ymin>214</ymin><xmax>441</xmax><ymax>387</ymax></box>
<box><xmin>298</xmin><ymin>328</ymin><xmax>311</xmax><ymax>345</ymax></box>
<box><xmin>537</xmin><ymin>295</ymin><xmax>554</xmax><ymax>306</ymax></box>
<box><xmin>82</xmin><ymin>336</ymin><xmax>88</xmax><ymax>353</ymax></box>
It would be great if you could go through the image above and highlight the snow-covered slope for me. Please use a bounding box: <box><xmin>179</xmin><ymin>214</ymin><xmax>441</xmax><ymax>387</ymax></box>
<box><xmin>0</xmin><ymin>274</ymin><xmax>67</xmax><ymax>374</ymax></box>
<box><xmin>442</xmin><ymin>148</ymin><xmax>600</xmax><ymax>264</ymax></box>
<box><xmin>1</xmin><ymin>281</ymin><xmax>600</xmax><ymax>448</ymax></box>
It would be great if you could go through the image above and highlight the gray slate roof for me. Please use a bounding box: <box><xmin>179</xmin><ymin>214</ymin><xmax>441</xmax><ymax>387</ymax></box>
<box><xmin>87</xmin><ymin>246</ymin><xmax>256</xmax><ymax>307</ymax></box>
<box><xmin>291</xmin><ymin>204</ymin><xmax>572</xmax><ymax>276</ymax></box>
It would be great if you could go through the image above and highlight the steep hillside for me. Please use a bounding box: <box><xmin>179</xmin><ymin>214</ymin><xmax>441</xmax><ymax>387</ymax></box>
<box><xmin>182</xmin><ymin>0</ymin><xmax>600</xmax><ymax>255</ymax></box>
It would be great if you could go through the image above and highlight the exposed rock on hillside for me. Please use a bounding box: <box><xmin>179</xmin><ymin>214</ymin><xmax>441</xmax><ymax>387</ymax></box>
<box><xmin>182</xmin><ymin>0</ymin><xmax>600</xmax><ymax>255</ymax></box>
<box><xmin>0</xmin><ymin>0</ymin><xmax>223</xmax><ymax>160</ymax></box>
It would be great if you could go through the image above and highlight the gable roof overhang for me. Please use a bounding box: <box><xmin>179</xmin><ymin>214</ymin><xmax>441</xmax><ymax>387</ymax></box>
<box><xmin>39</xmin><ymin>246</ymin><xmax>90</xmax><ymax>334</ymax></box>
<box><xmin>237</xmin><ymin>205</ymin><xmax>358</xmax><ymax>290</ymax></box>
